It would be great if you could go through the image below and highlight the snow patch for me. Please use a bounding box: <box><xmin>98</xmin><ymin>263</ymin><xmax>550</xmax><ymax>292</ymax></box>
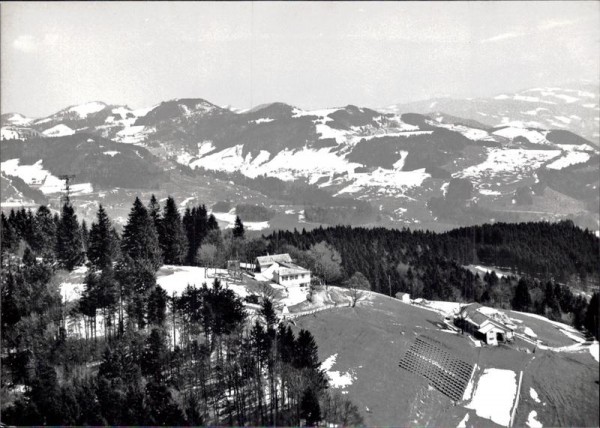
<box><xmin>1</xmin><ymin>159</ymin><xmax>94</xmax><ymax>195</ymax></box>
<box><xmin>590</xmin><ymin>342</ymin><xmax>599</xmax><ymax>362</ymax></box>
<box><xmin>492</xmin><ymin>127</ymin><xmax>548</xmax><ymax>145</ymax></box>
<box><xmin>526</xmin><ymin>410</ymin><xmax>543</xmax><ymax>428</ymax></box>
<box><xmin>103</xmin><ymin>151</ymin><xmax>119</xmax><ymax>157</ymax></box>
<box><xmin>4</xmin><ymin>113</ymin><xmax>33</xmax><ymax>126</ymax></box>
<box><xmin>249</xmin><ymin>117</ymin><xmax>274</xmax><ymax>124</ymax></box>
<box><xmin>336</xmin><ymin>168</ymin><xmax>429</xmax><ymax>196</ymax></box>
<box><xmin>457</xmin><ymin>148</ymin><xmax>561</xmax><ymax>181</ymax></box>
<box><xmin>192</xmin><ymin>145</ymin><xmax>358</xmax><ymax>182</ymax></box>
<box><xmin>457</xmin><ymin>413</ymin><xmax>470</xmax><ymax>428</ymax></box>
<box><xmin>479</xmin><ymin>189</ymin><xmax>502</xmax><ymax>196</ymax></box>
<box><xmin>546</xmin><ymin>151</ymin><xmax>591</xmax><ymax>170</ymax></box>
<box><xmin>1</xmin><ymin>127</ymin><xmax>22</xmax><ymax>140</ymax></box>
<box><xmin>320</xmin><ymin>353</ymin><xmax>356</xmax><ymax>389</ymax></box>
<box><xmin>115</xmin><ymin>125</ymin><xmax>154</xmax><ymax>145</ymax></box>
<box><xmin>69</xmin><ymin>101</ymin><xmax>106</xmax><ymax>117</ymax></box>
<box><xmin>529</xmin><ymin>387</ymin><xmax>541</xmax><ymax>403</ymax></box>
<box><xmin>42</xmin><ymin>124</ymin><xmax>75</xmax><ymax>137</ymax></box>
<box><xmin>156</xmin><ymin>266</ymin><xmax>247</xmax><ymax>297</ymax></box>
<box><xmin>466</xmin><ymin>368</ymin><xmax>517</xmax><ymax>427</ymax></box>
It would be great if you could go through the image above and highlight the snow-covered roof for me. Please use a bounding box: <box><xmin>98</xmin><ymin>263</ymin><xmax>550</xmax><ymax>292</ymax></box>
<box><xmin>256</xmin><ymin>253</ymin><xmax>293</xmax><ymax>268</ymax></box>
<box><xmin>462</xmin><ymin>303</ymin><xmax>513</xmax><ymax>332</ymax></box>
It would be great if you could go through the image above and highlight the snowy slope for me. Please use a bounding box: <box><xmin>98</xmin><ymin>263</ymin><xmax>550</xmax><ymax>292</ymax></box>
<box><xmin>42</xmin><ymin>124</ymin><xmax>76</xmax><ymax>137</ymax></box>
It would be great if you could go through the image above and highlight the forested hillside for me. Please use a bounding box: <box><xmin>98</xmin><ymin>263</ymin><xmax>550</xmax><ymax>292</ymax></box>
<box><xmin>263</xmin><ymin>223</ymin><xmax>599</xmax><ymax>336</ymax></box>
<box><xmin>1</xmin><ymin>196</ymin><xmax>598</xmax><ymax>425</ymax></box>
<box><xmin>0</xmin><ymin>198</ymin><xmax>361</xmax><ymax>426</ymax></box>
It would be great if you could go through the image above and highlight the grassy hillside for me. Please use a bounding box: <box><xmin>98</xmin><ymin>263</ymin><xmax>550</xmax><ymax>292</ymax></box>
<box><xmin>293</xmin><ymin>294</ymin><xmax>599</xmax><ymax>427</ymax></box>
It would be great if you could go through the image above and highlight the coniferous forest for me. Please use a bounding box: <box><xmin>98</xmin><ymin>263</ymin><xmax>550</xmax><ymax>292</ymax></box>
<box><xmin>1</xmin><ymin>195</ymin><xmax>599</xmax><ymax>425</ymax></box>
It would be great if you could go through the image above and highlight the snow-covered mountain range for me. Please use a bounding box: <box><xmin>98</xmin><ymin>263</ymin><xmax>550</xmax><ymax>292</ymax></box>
<box><xmin>386</xmin><ymin>83</ymin><xmax>599</xmax><ymax>144</ymax></box>
<box><xmin>1</xmin><ymin>85</ymin><xmax>599</xmax><ymax>231</ymax></box>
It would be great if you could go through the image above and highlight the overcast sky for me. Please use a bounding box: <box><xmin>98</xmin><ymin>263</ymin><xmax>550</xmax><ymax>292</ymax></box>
<box><xmin>2</xmin><ymin>1</ymin><xmax>599</xmax><ymax>117</ymax></box>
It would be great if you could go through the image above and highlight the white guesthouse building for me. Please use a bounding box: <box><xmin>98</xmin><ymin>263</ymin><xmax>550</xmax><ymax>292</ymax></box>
<box><xmin>255</xmin><ymin>254</ymin><xmax>311</xmax><ymax>287</ymax></box>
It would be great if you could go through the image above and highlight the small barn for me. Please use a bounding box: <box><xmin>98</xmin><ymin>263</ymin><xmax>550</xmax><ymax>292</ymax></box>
<box><xmin>456</xmin><ymin>304</ymin><xmax>515</xmax><ymax>346</ymax></box>
<box><xmin>255</xmin><ymin>254</ymin><xmax>311</xmax><ymax>287</ymax></box>
<box><xmin>395</xmin><ymin>292</ymin><xmax>411</xmax><ymax>303</ymax></box>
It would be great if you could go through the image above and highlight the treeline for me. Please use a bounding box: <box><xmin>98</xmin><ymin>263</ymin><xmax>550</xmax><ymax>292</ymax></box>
<box><xmin>263</xmin><ymin>224</ymin><xmax>599</xmax><ymax>339</ymax></box>
<box><xmin>1</xmin><ymin>197</ymin><xmax>362</xmax><ymax>426</ymax></box>
<box><xmin>440</xmin><ymin>221</ymin><xmax>599</xmax><ymax>282</ymax></box>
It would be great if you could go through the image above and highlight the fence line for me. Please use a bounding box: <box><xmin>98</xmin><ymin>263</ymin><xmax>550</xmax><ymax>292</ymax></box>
<box><xmin>283</xmin><ymin>302</ymin><xmax>352</xmax><ymax>320</ymax></box>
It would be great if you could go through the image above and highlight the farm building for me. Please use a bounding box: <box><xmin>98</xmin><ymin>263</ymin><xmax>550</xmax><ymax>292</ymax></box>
<box><xmin>455</xmin><ymin>303</ymin><xmax>515</xmax><ymax>346</ymax></box>
<box><xmin>255</xmin><ymin>253</ymin><xmax>311</xmax><ymax>287</ymax></box>
<box><xmin>395</xmin><ymin>292</ymin><xmax>411</xmax><ymax>303</ymax></box>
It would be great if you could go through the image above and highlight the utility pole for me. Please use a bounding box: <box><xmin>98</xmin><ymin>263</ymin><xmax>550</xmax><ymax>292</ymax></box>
<box><xmin>59</xmin><ymin>174</ymin><xmax>76</xmax><ymax>205</ymax></box>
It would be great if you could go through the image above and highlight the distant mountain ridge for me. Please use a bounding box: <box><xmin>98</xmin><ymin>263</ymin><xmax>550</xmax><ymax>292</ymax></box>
<box><xmin>1</xmin><ymin>84</ymin><xmax>598</xmax><ymax>232</ymax></box>
<box><xmin>384</xmin><ymin>82</ymin><xmax>599</xmax><ymax>145</ymax></box>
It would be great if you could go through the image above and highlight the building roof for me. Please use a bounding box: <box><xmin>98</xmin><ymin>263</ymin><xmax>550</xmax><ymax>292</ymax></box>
<box><xmin>256</xmin><ymin>253</ymin><xmax>293</xmax><ymax>267</ymax></box>
<box><xmin>462</xmin><ymin>303</ymin><xmax>513</xmax><ymax>332</ymax></box>
<box><xmin>478</xmin><ymin>320</ymin><xmax>510</xmax><ymax>335</ymax></box>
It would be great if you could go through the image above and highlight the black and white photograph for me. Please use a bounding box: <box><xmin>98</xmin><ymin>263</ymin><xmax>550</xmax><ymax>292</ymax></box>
<box><xmin>0</xmin><ymin>1</ymin><xmax>598</xmax><ymax>426</ymax></box>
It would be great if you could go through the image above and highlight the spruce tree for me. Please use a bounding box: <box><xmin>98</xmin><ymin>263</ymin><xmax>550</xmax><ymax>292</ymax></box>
<box><xmin>31</xmin><ymin>205</ymin><xmax>57</xmax><ymax>260</ymax></box>
<box><xmin>148</xmin><ymin>194</ymin><xmax>161</xmax><ymax>231</ymax></box>
<box><xmin>300</xmin><ymin>388</ymin><xmax>321</xmax><ymax>426</ymax></box>
<box><xmin>88</xmin><ymin>205</ymin><xmax>116</xmax><ymax>270</ymax></box>
<box><xmin>159</xmin><ymin>197</ymin><xmax>188</xmax><ymax>265</ymax></box>
<box><xmin>233</xmin><ymin>216</ymin><xmax>245</xmax><ymax>239</ymax></box>
<box><xmin>147</xmin><ymin>285</ymin><xmax>168</xmax><ymax>326</ymax></box>
<box><xmin>1</xmin><ymin>212</ymin><xmax>19</xmax><ymax>254</ymax></box>
<box><xmin>207</xmin><ymin>214</ymin><xmax>219</xmax><ymax>231</ymax></box>
<box><xmin>56</xmin><ymin>203</ymin><xmax>84</xmax><ymax>271</ymax></box>
<box><xmin>121</xmin><ymin>197</ymin><xmax>162</xmax><ymax>271</ymax></box>
<box><xmin>512</xmin><ymin>277</ymin><xmax>532</xmax><ymax>312</ymax></box>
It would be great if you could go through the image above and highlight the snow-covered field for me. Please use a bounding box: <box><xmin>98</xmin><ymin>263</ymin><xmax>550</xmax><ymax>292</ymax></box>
<box><xmin>42</xmin><ymin>124</ymin><xmax>75</xmax><ymax>137</ymax></box>
<box><xmin>1</xmin><ymin>127</ymin><xmax>22</xmax><ymax>140</ymax></box>
<box><xmin>68</xmin><ymin>101</ymin><xmax>107</xmax><ymax>118</ymax></box>
<box><xmin>1</xmin><ymin>159</ymin><xmax>93</xmax><ymax>195</ymax></box>
<box><xmin>210</xmin><ymin>208</ymin><xmax>271</xmax><ymax>231</ymax></box>
<box><xmin>466</xmin><ymin>368</ymin><xmax>518</xmax><ymax>427</ymax></box>
<box><xmin>411</xmin><ymin>299</ymin><xmax>464</xmax><ymax>316</ymax></box>
<box><xmin>3</xmin><ymin>113</ymin><xmax>33</xmax><ymax>126</ymax></box>
<box><xmin>156</xmin><ymin>266</ymin><xmax>227</xmax><ymax>296</ymax></box>
<box><xmin>191</xmin><ymin>144</ymin><xmax>359</xmax><ymax>182</ymax></box>
<box><xmin>546</xmin><ymin>151</ymin><xmax>591</xmax><ymax>170</ymax></box>
<box><xmin>115</xmin><ymin>125</ymin><xmax>155</xmax><ymax>145</ymax></box>
<box><xmin>335</xmin><ymin>167</ymin><xmax>430</xmax><ymax>196</ymax></box>
<box><xmin>428</xmin><ymin>121</ymin><xmax>493</xmax><ymax>141</ymax></box>
<box><xmin>456</xmin><ymin>148</ymin><xmax>561</xmax><ymax>182</ymax></box>
<box><xmin>492</xmin><ymin>127</ymin><xmax>548</xmax><ymax>145</ymax></box>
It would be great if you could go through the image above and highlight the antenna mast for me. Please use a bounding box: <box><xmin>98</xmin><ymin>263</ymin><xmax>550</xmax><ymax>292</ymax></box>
<box><xmin>59</xmin><ymin>174</ymin><xmax>76</xmax><ymax>205</ymax></box>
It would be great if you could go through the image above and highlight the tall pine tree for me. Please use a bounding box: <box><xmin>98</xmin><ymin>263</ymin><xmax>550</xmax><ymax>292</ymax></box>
<box><xmin>56</xmin><ymin>203</ymin><xmax>84</xmax><ymax>271</ymax></box>
<box><xmin>88</xmin><ymin>205</ymin><xmax>117</xmax><ymax>270</ymax></box>
<box><xmin>31</xmin><ymin>205</ymin><xmax>57</xmax><ymax>260</ymax></box>
<box><xmin>148</xmin><ymin>194</ymin><xmax>161</xmax><ymax>232</ymax></box>
<box><xmin>121</xmin><ymin>197</ymin><xmax>162</xmax><ymax>271</ymax></box>
<box><xmin>233</xmin><ymin>216</ymin><xmax>245</xmax><ymax>239</ymax></box>
<box><xmin>159</xmin><ymin>197</ymin><xmax>187</xmax><ymax>265</ymax></box>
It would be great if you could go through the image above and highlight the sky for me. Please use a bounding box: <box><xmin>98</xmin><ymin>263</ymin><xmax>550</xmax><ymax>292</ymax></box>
<box><xmin>1</xmin><ymin>1</ymin><xmax>599</xmax><ymax>117</ymax></box>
